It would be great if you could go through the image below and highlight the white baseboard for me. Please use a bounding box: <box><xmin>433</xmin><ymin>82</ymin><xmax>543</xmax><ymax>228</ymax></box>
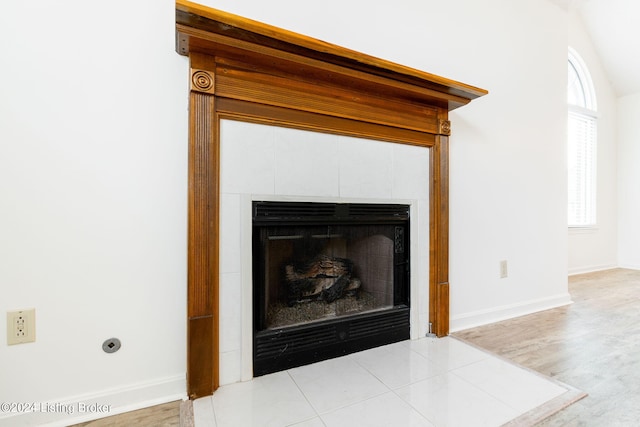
<box><xmin>617</xmin><ymin>264</ymin><xmax>640</xmax><ymax>271</ymax></box>
<box><xmin>0</xmin><ymin>375</ymin><xmax>186</xmax><ymax>427</ymax></box>
<box><xmin>449</xmin><ymin>293</ymin><xmax>573</xmax><ymax>333</ymax></box>
<box><xmin>568</xmin><ymin>263</ymin><xmax>617</xmax><ymax>276</ymax></box>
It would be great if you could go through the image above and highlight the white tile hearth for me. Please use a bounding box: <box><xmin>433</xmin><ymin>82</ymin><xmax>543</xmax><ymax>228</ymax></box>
<box><xmin>193</xmin><ymin>336</ymin><xmax>584</xmax><ymax>427</ymax></box>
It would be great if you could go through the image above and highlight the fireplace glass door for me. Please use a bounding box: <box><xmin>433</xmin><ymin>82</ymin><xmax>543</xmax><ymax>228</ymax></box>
<box><xmin>252</xmin><ymin>201</ymin><xmax>410</xmax><ymax>375</ymax></box>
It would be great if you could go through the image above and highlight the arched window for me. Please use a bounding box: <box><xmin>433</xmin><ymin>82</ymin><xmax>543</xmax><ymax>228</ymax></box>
<box><xmin>567</xmin><ymin>47</ymin><xmax>597</xmax><ymax>227</ymax></box>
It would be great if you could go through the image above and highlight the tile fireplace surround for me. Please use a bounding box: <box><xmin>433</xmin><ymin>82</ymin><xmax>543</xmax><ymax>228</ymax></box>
<box><xmin>218</xmin><ymin>119</ymin><xmax>430</xmax><ymax>385</ymax></box>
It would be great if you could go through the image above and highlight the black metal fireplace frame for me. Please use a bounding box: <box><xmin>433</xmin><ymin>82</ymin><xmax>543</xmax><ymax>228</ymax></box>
<box><xmin>252</xmin><ymin>201</ymin><xmax>410</xmax><ymax>376</ymax></box>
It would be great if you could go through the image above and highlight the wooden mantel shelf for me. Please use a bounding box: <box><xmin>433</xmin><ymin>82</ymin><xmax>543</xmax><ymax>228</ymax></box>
<box><xmin>176</xmin><ymin>0</ymin><xmax>487</xmax><ymax>400</ymax></box>
<box><xmin>176</xmin><ymin>0</ymin><xmax>486</xmax><ymax>112</ymax></box>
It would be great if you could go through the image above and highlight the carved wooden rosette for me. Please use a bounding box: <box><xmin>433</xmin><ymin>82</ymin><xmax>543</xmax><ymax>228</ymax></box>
<box><xmin>176</xmin><ymin>0</ymin><xmax>487</xmax><ymax>399</ymax></box>
<box><xmin>439</xmin><ymin>119</ymin><xmax>452</xmax><ymax>136</ymax></box>
<box><xmin>191</xmin><ymin>69</ymin><xmax>215</xmax><ymax>94</ymax></box>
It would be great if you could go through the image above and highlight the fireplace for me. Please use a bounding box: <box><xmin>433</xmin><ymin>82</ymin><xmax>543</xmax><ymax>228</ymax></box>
<box><xmin>252</xmin><ymin>201</ymin><xmax>410</xmax><ymax>375</ymax></box>
<box><xmin>177</xmin><ymin>1</ymin><xmax>487</xmax><ymax>397</ymax></box>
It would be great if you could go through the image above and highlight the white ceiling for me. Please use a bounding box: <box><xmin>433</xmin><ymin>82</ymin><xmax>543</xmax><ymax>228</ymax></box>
<box><xmin>552</xmin><ymin>0</ymin><xmax>640</xmax><ymax>97</ymax></box>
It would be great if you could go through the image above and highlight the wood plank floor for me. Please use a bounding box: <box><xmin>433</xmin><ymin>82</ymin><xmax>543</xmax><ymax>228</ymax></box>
<box><xmin>454</xmin><ymin>268</ymin><xmax>640</xmax><ymax>425</ymax></box>
<box><xmin>69</xmin><ymin>400</ymin><xmax>181</xmax><ymax>427</ymax></box>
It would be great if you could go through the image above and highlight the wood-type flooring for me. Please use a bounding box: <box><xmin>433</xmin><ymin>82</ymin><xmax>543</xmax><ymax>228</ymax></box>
<box><xmin>455</xmin><ymin>268</ymin><xmax>640</xmax><ymax>425</ymax></box>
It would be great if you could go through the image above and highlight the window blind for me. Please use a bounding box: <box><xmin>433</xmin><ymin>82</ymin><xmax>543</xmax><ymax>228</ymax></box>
<box><xmin>567</xmin><ymin>110</ymin><xmax>597</xmax><ymax>226</ymax></box>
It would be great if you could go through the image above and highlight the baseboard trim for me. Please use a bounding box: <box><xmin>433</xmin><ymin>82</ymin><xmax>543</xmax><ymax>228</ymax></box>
<box><xmin>568</xmin><ymin>264</ymin><xmax>617</xmax><ymax>276</ymax></box>
<box><xmin>0</xmin><ymin>375</ymin><xmax>186</xmax><ymax>427</ymax></box>
<box><xmin>449</xmin><ymin>293</ymin><xmax>573</xmax><ymax>333</ymax></box>
<box><xmin>617</xmin><ymin>264</ymin><xmax>640</xmax><ymax>271</ymax></box>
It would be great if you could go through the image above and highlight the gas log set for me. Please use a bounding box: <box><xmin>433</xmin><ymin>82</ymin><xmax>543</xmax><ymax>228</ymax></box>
<box><xmin>285</xmin><ymin>255</ymin><xmax>361</xmax><ymax>305</ymax></box>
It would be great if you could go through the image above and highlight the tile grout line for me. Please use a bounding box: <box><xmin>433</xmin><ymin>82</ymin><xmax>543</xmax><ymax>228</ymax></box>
<box><xmin>285</xmin><ymin>369</ymin><xmax>324</xmax><ymax>425</ymax></box>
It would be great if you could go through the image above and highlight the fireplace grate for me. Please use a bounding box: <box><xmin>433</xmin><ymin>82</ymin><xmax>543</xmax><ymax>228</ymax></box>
<box><xmin>253</xmin><ymin>201</ymin><xmax>409</xmax><ymax>223</ymax></box>
<box><xmin>253</xmin><ymin>307</ymin><xmax>410</xmax><ymax>376</ymax></box>
<box><xmin>254</xmin><ymin>202</ymin><xmax>337</xmax><ymax>220</ymax></box>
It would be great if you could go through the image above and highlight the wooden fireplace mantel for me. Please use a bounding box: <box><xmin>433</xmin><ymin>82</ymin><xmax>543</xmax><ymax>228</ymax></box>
<box><xmin>175</xmin><ymin>0</ymin><xmax>487</xmax><ymax>399</ymax></box>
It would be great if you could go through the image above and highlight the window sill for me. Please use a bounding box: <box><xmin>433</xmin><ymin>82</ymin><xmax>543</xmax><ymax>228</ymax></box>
<box><xmin>569</xmin><ymin>226</ymin><xmax>599</xmax><ymax>235</ymax></box>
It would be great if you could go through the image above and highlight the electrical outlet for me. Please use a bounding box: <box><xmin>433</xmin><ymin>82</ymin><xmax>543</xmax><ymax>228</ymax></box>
<box><xmin>7</xmin><ymin>309</ymin><xmax>36</xmax><ymax>345</ymax></box>
<box><xmin>500</xmin><ymin>260</ymin><xmax>508</xmax><ymax>279</ymax></box>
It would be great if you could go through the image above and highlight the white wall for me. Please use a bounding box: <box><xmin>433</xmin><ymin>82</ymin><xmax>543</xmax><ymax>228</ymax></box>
<box><xmin>445</xmin><ymin>1</ymin><xmax>572</xmax><ymax>329</ymax></box>
<box><xmin>0</xmin><ymin>1</ymin><xmax>188</xmax><ymax>426</ymax></box>
<box><xmin>618</xmin><ymin>93</ymin><xmax>640</xmax><ymax>268</ymax></box>
<box><xmin>567</xmin><ymin>9</ymin><xmax>618</xmax><ymax>275</ymax></box>
<box><xmin>187</xmin><ymin>0</ymin><xmax>573</xmax><ymax>330</ymax></box>
<box><xmin>0</xmin><ymin>0</ymin><xmax>579</xmax><ymax>424</ymax></box>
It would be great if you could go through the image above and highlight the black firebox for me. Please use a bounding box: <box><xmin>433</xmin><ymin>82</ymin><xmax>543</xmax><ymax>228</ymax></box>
<box><xmin>252</xmin><ymin>201</ymin><xmax>410</xmax><ymax>376</ymax></box>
